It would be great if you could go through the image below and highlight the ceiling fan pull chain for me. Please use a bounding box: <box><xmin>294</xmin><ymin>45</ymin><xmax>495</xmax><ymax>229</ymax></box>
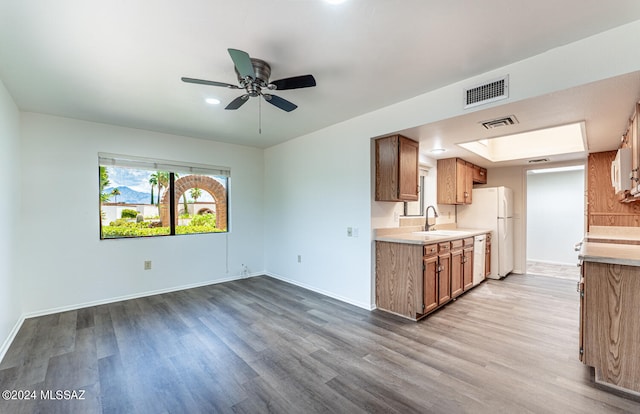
<box><xmin>259</xmin><ymin>96</ymin><xmax>262</xmax><ymax>134</ymax></box>
<box><xmin>259</xmin><ymin>95</ymin><xmax>262</xmax><ymax>134</ymax></box>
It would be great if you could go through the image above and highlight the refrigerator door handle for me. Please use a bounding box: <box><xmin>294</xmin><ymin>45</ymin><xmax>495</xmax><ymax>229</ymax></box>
<box><xmin>504</xmin><ymin>217</ymin><xmax>508</xmax><ymax>241</ymax></box>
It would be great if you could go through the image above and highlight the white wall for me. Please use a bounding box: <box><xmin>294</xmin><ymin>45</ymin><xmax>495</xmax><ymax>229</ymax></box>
<box><xmin>527</xmin><ymin>169</ymin><xmax>584</xmax><ymax>265</ymax></box>
<box><xmin>0</xmin><ymin>80</ymin><xmax>21</xmax><ymax>358</ymax></box>
<box><xmin>266</xmin><ymin>20</ymin><xmax>640</xmax><ymax>309</ymax></box>
<box><xmin>18</xmin><ymin>113</ymin><xmax>264</xmax><ymax>315</ymax></box>
<box><xmin>264</xmin><ymin>127</ymin><xmax>373</xmax><ymax>308</ymax></box>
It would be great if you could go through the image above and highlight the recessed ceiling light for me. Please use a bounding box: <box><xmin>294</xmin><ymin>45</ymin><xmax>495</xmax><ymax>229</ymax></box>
<box><xmin>205</xmin><ymin>98</ymin><xmax>220</xmax><ymax>105</ymax></box>
<box><xmin>325</xmin><ymin>0</ymin><xmax>347</xmax><ymax>4</ymax></box>
<box><xmin>430</xmin><ymin>148</ymin><xmax>447</xmax><ymax>154</ymax></box>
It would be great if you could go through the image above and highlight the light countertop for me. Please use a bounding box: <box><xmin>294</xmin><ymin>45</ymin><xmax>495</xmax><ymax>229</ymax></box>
<box><xmin>579</xmin><ymin>226</ymin><xmax>640</xmax><ymax>266</ymax></box>
<box><xmin>374</xmin><ymin>226</ymin><xmax>492</xmax><ymax>245</ymax></box>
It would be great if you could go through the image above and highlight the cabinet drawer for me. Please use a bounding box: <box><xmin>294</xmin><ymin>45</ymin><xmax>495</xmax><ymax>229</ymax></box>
<box><xmin>424</xmin><ymin>244</ymin><xmax>438</xmax><ymax>257</ymax></box>
<box><xmin>450</xmin><ymin>239</ymin><xmax>463</xmax><ymax>250</ymax></box>
<box><xmin>438</xmin><ymin>242</ymin><xmax>451</xmax><ymax>253</ymax></box>
<box><xmin>463</xmin><ymin>237</ymin><xmax>474</xmax><ymax>247</ymax></box>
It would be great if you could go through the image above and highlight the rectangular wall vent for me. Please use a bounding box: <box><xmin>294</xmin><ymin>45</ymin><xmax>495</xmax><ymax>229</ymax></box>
<box><xmin>464</xmin><ymin>75</ymin><xmax>509</xmax><ymax>109</ymax></box>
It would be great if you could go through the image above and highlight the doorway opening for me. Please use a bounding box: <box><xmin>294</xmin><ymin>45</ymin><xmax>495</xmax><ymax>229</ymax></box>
<box><xmin>526</xmin><ymin>165</ymin><xmax>584</xmax><ymax>280</ymax></box>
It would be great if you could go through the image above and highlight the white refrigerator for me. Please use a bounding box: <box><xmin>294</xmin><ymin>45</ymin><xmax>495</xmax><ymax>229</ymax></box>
<box><xmin>457</xmin><ymin>186</ymin><xmax>514</xmax><ymax>279</ymax></box>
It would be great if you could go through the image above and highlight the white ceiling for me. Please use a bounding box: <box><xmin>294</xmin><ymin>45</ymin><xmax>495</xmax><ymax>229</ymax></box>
<box><xmin>398</xmin><ymin>71</ymin><xmax>640</xmax><ymax>167</ymax></box>
<box><xmin>1</xmin><ymin>1</ymin><xmax>640</xmax><ymax>157</ymax></box>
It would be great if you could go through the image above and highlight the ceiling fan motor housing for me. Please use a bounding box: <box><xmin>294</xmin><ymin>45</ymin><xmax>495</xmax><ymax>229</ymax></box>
<box><xmin>236</xmin><ymin>58</ymin><xmax>271</xmax><ymax>96</ymax></box>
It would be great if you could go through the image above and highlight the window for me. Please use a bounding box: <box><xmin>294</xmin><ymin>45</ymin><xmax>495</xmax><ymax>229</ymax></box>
<box><xmin>99</xmin><ymin>154</ymin><xmax>229</xmax><ymax>239</ymax></box>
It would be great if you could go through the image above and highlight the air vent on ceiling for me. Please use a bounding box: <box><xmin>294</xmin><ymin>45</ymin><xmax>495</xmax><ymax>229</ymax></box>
<box><xmin>464</xmin><ymin>75</ymin><xmax>509</xmax><ymax>109</ymax></box>
<box><xmin>528</xmin><ymin>158</ymin><xmax>550</xmax><ymax>164</ymax></box>
<box><xmin>480</xmin><ymin>115</ymin><xmax>519</xmax><ymax>129</ymax></box>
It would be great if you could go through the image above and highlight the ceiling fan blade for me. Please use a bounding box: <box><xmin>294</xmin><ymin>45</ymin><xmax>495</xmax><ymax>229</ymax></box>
<box><xmin>181</xmin><ymin>77</ymin><xmax>239</xmax><ymax>89</ymax></box>
<box><xmin>263</xmin><ymin>94</ymin><xmax>297</xmax><ymax>112</ymax></box>
<box><xmin>228</xmin><ymin>48</ymin><xmax>256</xmax><ymax>79</ymax></box>
<box><xmin>269</xmin><ymin>74</ymin><xmax>316</xmax><ymax>90</ymax></box>
<box><xmin>225</xmin><ymin>94</ymin><xmax>250</xmax><ymax>110</ymax></box>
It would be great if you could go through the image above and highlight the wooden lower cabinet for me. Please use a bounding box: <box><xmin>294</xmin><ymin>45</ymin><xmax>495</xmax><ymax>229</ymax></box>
<box><xmin>580</xmin><ymin>260</ymin><xmax>640</xmax><ymax>393</ymax></box>
<box><xmin>450</xmin><ymin>240</ymin><xmax>464</xmax><ymax>298</ymax></box>
<box><xmin>375</xmin><ymin>241</ymin><xmax>423</xmax><ymax>319</ymax></box>
<box><xmin>463</xmin><ymin>238</ymin><xmax>474</xmax><ymax>291</ymax></box>
<box><xmin>437</xmin><ymin>243</ymin><xmax>452</xmax><ymax>305</ymax></box>
<box><xmin>376</xmin><ymin>236</ymin><xmax>480</xmax><ymax>321</ymax></box>
<box><xmin>423</xmin><ymin>245</ymin><xmax>439</xmax><ymax>313</ymax></box>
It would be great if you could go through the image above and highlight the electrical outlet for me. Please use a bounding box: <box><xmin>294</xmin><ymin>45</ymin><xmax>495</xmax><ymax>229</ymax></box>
<box><xmin>297</xmin><ymin>255</ymin><xmax>302</xmax><ymax>263</ymax></box>
<box><xmin>144</xmin><ymin>260</ymin><xmax>152</xmax><ymax>270</ymax></box>
<box><xmin>347</xmin><ymin>227</ymin><xmax>353</xmax><ymax>237</ymax></box>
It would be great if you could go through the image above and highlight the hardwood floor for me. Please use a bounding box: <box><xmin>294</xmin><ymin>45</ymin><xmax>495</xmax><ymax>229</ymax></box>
<box><xmin>526</xmin><ymin>260</ymin><xmax>581</xmax><ymax>280</ymax></box>
<box><xmin>1</xmin><ymin>274</ymin><xmax>639</xmax><ymax>413</ymax></box>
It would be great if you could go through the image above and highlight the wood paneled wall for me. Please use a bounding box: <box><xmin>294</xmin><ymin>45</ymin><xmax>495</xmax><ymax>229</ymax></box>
<box><xmin>588</xmin><ymin>151</ymin><xmax>640</xmax><ymax>229</ymax></box>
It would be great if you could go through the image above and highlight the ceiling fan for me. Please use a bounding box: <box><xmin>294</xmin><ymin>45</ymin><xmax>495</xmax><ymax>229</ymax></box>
<box><xmin>182</xmin><ymin>48</ymin><xmax>316</xmax><ymax>112</ymax></box>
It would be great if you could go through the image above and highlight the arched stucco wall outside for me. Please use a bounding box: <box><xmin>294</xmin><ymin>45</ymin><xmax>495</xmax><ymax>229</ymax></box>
<box><xmin>159</xmin><ymin>175</ymin><xmax>227</xmax><ymax>230</ymax></box>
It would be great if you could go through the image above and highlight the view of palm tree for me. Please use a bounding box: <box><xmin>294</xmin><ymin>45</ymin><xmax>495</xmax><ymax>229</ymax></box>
<box><xmin>110</xmin><ymin>187</ymin><xmax>121</xmax><ymax>204</ymax></box>
<box><xmin>148</xmin><ymin>173</ymin><xmax>158</xmax><ymax>204</ymax></box>
<box><xmin>190</xmin><ymin>187</ymin><xmax>202</xmax><ymax>203</ymax></box>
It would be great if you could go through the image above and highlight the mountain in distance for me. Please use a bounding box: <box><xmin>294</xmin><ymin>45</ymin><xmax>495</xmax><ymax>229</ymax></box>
<box><xmin>103</xmin><ymin>186</ymin><xmax>152</xmax><ymax>204</ymax></box>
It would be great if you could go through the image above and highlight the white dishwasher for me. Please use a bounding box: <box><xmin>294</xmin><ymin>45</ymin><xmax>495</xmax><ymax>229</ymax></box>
<box><xmin>473</xmin><ymin>235</ymin><xmax>486</xmax><ymax>286</ymax></box>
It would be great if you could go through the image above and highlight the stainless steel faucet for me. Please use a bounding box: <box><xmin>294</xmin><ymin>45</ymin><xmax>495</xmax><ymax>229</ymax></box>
<box><xmin>425</xmin><ymin>205</ymin><xmax>439</xmax><ymax>231</ymax></box>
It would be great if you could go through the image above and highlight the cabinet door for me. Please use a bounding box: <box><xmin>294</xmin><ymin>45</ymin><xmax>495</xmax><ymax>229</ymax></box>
<box><xmin>463</xmin><ymin>246</ymin><xmax>474</xmax><ymax>290</ymax></box>
<box><xmin>398</xmin><ymin>136</ymin><xmax>419</xmax><ymax>201</ymax></box>
<box><xmin>455</xmin><ymin>159</ymin><xmax>468</xmax><ymax>204</ymax></box>
<box><xmin>465</xmin><ymin>162</ymin><xmax>473</xmax><ymax>204</ymax></box>
<box><xmin>438</xmin><ymin>253</ymin><xmax>451</xmax><ymax>305</ymax></box>
<box><xmin>423</xmin><ymin>255</ymin><xmax>438</xmax><ymax>313</ymax></box>
<box><xmin>375</xmin><ymin>135</ymin><xmax>419</xmax><ymax>202</ymax></box>
<box><xmin>451</xmin><ymin>248</ymin><xmax>464</xmax><ymax>298</ymax></box>
<box><xmin>437</xmin><ymin>158</ymin><xmax>457</xmax><ymax>204</ymax></box>
<box><xmin>473</xmin><ymin>165</ymin><xmax>487</xmax><ymax>184</ymax></box>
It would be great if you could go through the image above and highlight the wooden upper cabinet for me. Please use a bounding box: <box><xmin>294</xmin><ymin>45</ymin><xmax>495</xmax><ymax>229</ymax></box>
<box><xmin>472</xmin><ymin>165</ymin><xmax>487</xmax><ymax>184</ymax></box>
<box><xmin>437</xmin><ymin>158</ymin><xmax>473</xmax><ymax>204</ymax></box>
<box><xmin>437</xmin><ymin>157</ymin><xmax>486</xmax><ymax>204</ymax></box>
<box><xmin>375</xmin><ymin>134</ymin><xmax>419</xmax><ymax>202</ymax></box>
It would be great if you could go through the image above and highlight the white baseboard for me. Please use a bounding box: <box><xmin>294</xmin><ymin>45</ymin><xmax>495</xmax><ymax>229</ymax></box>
<box><xmin>265</xmin><ymin>272</ymin><xmax>375</xmax><ymax>311</ymax></box>
<box><xmin>22</xmin><ymin>275</ymin><xmax>248</xmax><ymax>319</ymax></box>
<box><xmin>0</xmin><ymin>315</ymin><xmax>26</xmax><ymax>364</ymax></box>
<box><xmin>527</xmin><ymin>259</ymin><xmax>577</xmax><ymax>267</ymax></box>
